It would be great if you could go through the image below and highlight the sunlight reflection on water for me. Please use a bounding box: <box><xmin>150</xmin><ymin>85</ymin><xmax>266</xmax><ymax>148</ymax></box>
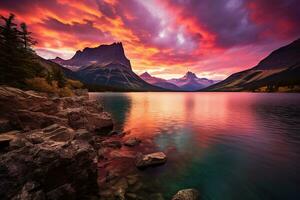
<box><xmin>90</xmin><ymin>92</ymin><xmax>300</xmax><ymax>200</ymax></box>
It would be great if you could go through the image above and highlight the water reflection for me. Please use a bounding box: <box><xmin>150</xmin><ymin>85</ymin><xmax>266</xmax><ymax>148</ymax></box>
<box><xmin>91</xmin><ymin>92</ymin><xmax>300</xmax><ymax>200</ymax></box>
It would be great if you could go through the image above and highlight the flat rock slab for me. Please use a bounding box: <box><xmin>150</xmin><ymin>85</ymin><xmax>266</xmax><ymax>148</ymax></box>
<box><xmin>172</xmin><ymin>189</ymin><xmax>200</xmax><ymax>200</ymax></box>
<box><xmin>135</xmin><ymin>152</ymin><xmax>167</xmax><ymax>169</ymax></box>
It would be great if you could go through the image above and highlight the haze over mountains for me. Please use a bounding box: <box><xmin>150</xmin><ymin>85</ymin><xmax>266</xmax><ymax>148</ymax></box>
<box><xmin>140</xmin><ymin>71</ymin><xmax>218</xmax><ymax>91</ymax></box>
<box><xmin>205</xmin><ymin>38</ymin><xmax>300</xmax><ymax>92</ymax></box>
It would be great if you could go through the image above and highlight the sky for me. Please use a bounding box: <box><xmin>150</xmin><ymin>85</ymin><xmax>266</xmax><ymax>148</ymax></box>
<box><xmin>1</xmin><ymin>0</ymin><xmax>299</xmax><ymax>80</ymax></box>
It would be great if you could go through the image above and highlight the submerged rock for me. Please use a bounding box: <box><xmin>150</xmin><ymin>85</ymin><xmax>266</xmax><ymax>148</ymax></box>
<box><xmin>124</xmin><ymin>137</ymin><xmax>141</xmax><ymax>147</ymax></box>
<box><xmin>135</xmin><ymin>152</ymin><xmax>167</xmax><ymax>168</ymax></box>
<box><xmin>172</xmin><ymin>189</ymin><xmax>200</xmax><ymax>200</ymax></box>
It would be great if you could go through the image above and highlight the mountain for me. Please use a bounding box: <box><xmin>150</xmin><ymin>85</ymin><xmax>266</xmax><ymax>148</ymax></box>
<box><xmin>51</xmin><ymin>42</ymin><xmax>131</xmax><ymax>69</ymax></box>
<box><xmin>169</xmin><ymin>71</ymin><xmax>218</xmax><ymax>91</ymax></box>
<box><xmin>51</xmin><ymin>43</ymin><xmax>164</xmax><ymax>91</ymax></box>
<box><xmin>205</xmin><ymin>38</ymin><xmax>300</xmax><ymax>92</ymax></box>
<box><xmin>140</xmin><ymin>72</ymin><xmax>181</xmax><ymax>91</ymax></box>
<box><xmin>140</xmin><ymin>71</ymin><xmax>218</xmax><ymax>91</ymax></box>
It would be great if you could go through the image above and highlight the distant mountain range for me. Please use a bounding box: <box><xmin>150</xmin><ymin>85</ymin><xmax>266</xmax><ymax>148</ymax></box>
<box><xmin>205</xmin><ymin>38</ymin><xmax>300</xmax><ymax>92</ymax></box>
<box><xmin>140</xmin><ymin>71</ymin><xmax>218</xmax><ymax>91</ymax></box>
<box><xmin>50</xmin><ymin>38</ymin><xmax>300</xmax><ymax>92</ymax></box>
<box><xmin>140</xmin><ymin>72</ymin><xmax>181</xmax><ymax>91</ymax></box>
<box><xmin>51</xmin><ymin>43</ymin><xmax>163</xmax><ymax>91</ymax></box>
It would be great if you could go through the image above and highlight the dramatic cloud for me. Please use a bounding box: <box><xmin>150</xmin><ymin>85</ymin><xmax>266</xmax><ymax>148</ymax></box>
<box><xmin>0</xmin><ymin>0</ymin><xmax>299</xmax><ymax>79</ymax></box>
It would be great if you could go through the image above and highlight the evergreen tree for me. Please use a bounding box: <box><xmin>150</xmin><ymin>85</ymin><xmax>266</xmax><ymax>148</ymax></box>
<box><xmin>0</xmin><ymin>13</ymin><xmax>67</xmax><ymax>90</ymax></box>
<box><xmin>20</xmin><ymin>22</ymin><xmax>37</xmax><ymax>50</ymax></box>
<box><xmin>52</xmin><ymin>66</ymin><xmax>66</xmax><ymax>88</ymax></box>
<box><xmin>0</xmin><ymin>13</ymin><xmax>21</xmax><ymax>85</ymax></box>
<box><xmin>0</xmin><ymin>14</ymin><xmax>42</xmax><ymax>87</ymax></box>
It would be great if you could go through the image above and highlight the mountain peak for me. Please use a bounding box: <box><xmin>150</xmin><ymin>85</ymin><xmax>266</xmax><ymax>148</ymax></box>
<box><xmin>52</xmin><ymin>42</ymin><xmax>131</xmax><ymax>69</ymax></box>
<box><xmin>140</xmin><ymin>72</ymin><xmax>152</xmax><ymax>78</ymax></box>
<box><xmin>183</xmin><ymin>71</ymin><xmax>198</xmax><ymax>79</ymax></box>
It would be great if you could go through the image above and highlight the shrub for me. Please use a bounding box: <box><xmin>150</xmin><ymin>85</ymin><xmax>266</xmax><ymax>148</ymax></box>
<box><xmin>58</xmin><ymin>87</ymin><xmax>74</xmax><ymax>97</ymax></box>
<box><xmin>67</xmin><ymin>79</ymin><xmax>83</xmax><ymax>89</ymax></box>
<box><xmin>26</xmin><ymin>77</ymin><xmax>74</xmax><ymax>96</ymax></box>
<box><xmin>25</xmin><ymin>77</ymin><xmax>58</xmax><ymax>93</ymax></box>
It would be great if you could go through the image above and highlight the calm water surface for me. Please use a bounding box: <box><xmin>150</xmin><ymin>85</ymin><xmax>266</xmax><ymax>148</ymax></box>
<box><xmin>90</xmin><ymin>92</ymin><xmax>300</xmax><ymax>200</ymax></box>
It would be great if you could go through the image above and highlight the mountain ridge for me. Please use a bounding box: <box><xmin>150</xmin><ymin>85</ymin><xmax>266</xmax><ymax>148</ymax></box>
<box><xmin>140</xmin><ymin>71</ymin><xmax>218</xmax><ymax>91</ymax></box>
<box><xmin>205</xmin><ymin>38</ymin><xmax>300</xmax><ymax>92</ymax></box>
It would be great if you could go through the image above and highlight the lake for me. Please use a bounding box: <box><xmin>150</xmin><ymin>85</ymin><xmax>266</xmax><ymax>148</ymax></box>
<box><xmin>90</xmin><ymin>92</ymin><xmax>300</xmax><ymax>200</ymax></box>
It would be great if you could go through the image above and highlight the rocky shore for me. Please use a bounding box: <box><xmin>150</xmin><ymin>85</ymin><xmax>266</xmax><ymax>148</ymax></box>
<box><xmin>0</xmin><ymin>86</ymin><xmax>113</xmax><ymax>199</ymax></box>
<box><xmin>0</xmin><ymin>86</ymin><xmax>199</xmax><ymax>200</ymax></box>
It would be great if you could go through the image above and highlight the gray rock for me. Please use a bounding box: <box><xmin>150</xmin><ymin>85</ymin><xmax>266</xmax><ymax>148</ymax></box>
<box><xmin>172</xmin><ymin>189</ymin><xmax>200</xmax><ymax>200</ymax></box>
<box><xmin>135</xmin><ymin>152</ymin><xmax>167</xmax><ymax>168</ymax></box>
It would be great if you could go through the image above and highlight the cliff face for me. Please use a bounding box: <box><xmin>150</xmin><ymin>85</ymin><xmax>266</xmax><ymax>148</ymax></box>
<box><xmin>52</xmin><ymin>42</ymin><xmax>131</xmax><ymax>70</ymax></box>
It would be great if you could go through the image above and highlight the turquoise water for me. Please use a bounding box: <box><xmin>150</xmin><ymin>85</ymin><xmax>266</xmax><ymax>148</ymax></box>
<box><xmin>90</xmin><ymin>92</ymin><xmax>300</xmax><ymax>200</ymax></box>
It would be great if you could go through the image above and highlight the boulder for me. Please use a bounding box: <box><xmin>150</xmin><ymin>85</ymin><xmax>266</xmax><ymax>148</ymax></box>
<box><xmin>66</xmin><ymin>108</ymin><xmax>113</xmax><ymax>132</ymax></box>
<box><xmin>172</xmin><ymin>189</ymin><xmax>200</xmax><ymax>200</ymax></box>
<box><xmin>135</xmin><ymin>152</ymin><xmax>167</xmax><ymax>168</ymax></box>
<box><xmin>124</xmin><ymin>137</ymin><xmax>141</xmax><ymax>147</ymax></box>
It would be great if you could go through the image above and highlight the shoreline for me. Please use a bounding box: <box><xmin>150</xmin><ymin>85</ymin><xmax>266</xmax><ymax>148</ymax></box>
<box><xmin>0</xmin><ymin>86</ymin><xmax>196</xmax><ymax>200</ymax></box>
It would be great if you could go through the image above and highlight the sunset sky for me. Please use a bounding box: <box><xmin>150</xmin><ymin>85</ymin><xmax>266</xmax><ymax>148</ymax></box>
<box><xmin>1</xmin><ymin>0</ymin><xmax>299</xmax><ymax>79</ymax></box>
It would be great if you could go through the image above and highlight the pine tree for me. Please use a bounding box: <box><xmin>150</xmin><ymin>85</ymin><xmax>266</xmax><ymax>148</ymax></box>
<box><xmin>20</xmin><ymin>22</ymin><xmax>37</xmax><ymax>50</ymax></box>
<box><xmin>0</xmin><ymin>14</ymin><xmax>42</xmax><ymax>87</ymax></box>
<box><xmin>0</xmin><ymin>13</ymin><xmax>67</xmax><ymax>90</ymax></box>
<box><xmin>0</xmin><ymin>13</ymin><xmax>22</xmax><ymax>85</ymax></box>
